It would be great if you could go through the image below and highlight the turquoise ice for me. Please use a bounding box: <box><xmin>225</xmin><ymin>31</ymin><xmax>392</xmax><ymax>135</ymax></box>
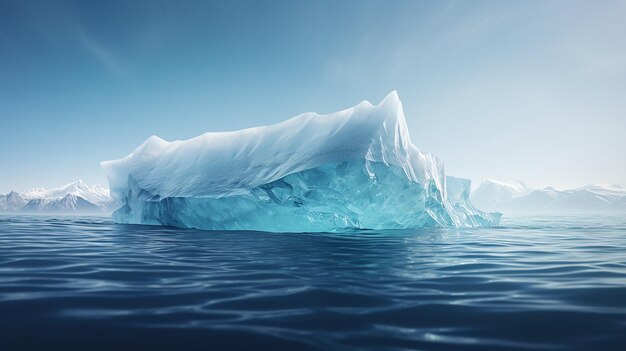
<box><xmin>102</xmin><ymin>92</ymin><xmax>500</xmax><ymax>232</ymax></box>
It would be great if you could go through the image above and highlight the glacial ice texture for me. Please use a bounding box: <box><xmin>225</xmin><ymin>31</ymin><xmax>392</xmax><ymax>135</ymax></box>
<box><xmin>103</xmin><ymin>91</ymin><xmax>500</xmax><ymax>232</ymax></box>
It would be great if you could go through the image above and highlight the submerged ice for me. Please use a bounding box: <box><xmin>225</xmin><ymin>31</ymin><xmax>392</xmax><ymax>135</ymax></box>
<box><xmin>102</xmin><ymin>91</ymin><xmax>500</xmax><ymax>232</ymax></box>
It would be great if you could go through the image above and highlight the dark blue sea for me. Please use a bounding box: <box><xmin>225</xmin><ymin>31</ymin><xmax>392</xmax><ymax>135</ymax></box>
<box><xmin>0</xmin><ymin>215</ymin><xmax>625</xmax><ymax>350</ymax></box>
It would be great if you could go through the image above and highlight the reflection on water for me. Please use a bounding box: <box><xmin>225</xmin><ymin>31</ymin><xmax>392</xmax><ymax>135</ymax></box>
<box><xmin>0</xmin><ymin>215</ymin><xmax>625</xmax><ymax>350</ymax></box>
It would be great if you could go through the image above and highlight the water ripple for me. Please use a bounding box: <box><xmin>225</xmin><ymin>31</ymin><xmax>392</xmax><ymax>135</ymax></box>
<box><xmin>0</xmin><ymin>214</ymin><xmax>625</xmax><ymax>350</ymax></box>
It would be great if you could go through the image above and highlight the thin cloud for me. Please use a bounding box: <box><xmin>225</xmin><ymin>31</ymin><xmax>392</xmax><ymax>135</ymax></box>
<box><xmin>76</xmin><ymin>27</ymin><xmax>125</xmax><ymax>76</ymax></box>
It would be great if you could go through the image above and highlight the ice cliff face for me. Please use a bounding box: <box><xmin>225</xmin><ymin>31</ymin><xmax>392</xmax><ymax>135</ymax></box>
<box><xmin>102</xmin><ymin>91</ymin><xmax>500</xmax><ymax>232</ymax></box>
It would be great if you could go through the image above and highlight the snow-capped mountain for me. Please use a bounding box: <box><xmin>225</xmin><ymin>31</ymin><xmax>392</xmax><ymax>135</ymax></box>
<box><xmin>472</xmin><ymin>180</ymin><xmax>626</xmax><ymax>213</ymax></box>
<box><xmin>23</xmin><ymin>180</ymin><xmax>111</xmax><ymax>205</ymax></box>
<box><xmin>22</xmin><ymin>194</ymin><xmax>101</xmax><ymax>214</ymax></box>
<box><xmin>0</xmin><ymin>191</ymin><xmax>28</xmax><ymax>212</ymax></box>
<box><xmin>0</xmin><ymin>180</ymin><xmax>118</xmax><ymax>214</ymax></box>
<box><xmin>510</xmin><ymin>184</ymin><xmax>626</xmax><ymax>212</ymax></box>
<box><xmin>471</xmin><ymin>179</ymin><xmax>532</xmax><ymax>211</ymax></box>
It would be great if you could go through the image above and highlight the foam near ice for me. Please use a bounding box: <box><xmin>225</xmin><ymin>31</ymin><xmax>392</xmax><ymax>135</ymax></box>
<box><xmin>102</xmin><ymin>91</ymin><xmax>500</xmax><ymax>232</ymax></box>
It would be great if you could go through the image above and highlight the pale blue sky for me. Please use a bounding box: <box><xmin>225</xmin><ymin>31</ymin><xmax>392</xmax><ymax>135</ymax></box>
<box><xmin>1</xmin><ymin>0</ymin><xmax>624</xmax><ymax>193</ymax></box>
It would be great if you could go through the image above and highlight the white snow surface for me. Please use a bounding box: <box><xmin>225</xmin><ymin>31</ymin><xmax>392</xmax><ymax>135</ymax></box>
<box><xmin>102</xmin><ymin>91</ymin><xmax>445</xmax><ymax>201</ymax></box>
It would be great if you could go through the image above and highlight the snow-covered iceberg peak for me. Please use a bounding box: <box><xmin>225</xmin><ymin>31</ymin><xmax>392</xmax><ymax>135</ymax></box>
<box><xmin>102</xmin><ymin>91</ymin><xmax>500</xmax><ymax>232</ymax></box>
<box><xmin>103</xmin><ymin>91</ymin><xmax>438</xmax><ymax>199</ymax></box>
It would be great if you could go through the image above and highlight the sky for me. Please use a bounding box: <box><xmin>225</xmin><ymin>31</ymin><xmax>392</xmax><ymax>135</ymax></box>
<box><xmin>1</xmin><ymin>0</ymin><xmax>625</xmax><ymax>193</ymax></box>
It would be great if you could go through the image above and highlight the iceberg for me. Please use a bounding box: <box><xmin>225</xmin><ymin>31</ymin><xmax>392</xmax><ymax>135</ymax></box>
<box><xmin>102</xmin><ymin>91</ymin><xmax>500</xmax><ymax>232</ymax></box>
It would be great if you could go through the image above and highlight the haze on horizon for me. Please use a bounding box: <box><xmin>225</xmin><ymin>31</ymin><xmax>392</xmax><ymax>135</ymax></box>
<box><xmin>1</xmin><ymin>0</ymin><xmax>625</xmax><ymax>194</ymax></box>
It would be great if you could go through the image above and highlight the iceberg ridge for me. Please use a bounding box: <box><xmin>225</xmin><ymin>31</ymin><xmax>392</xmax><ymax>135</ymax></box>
<box><xmin>102</xmin><ymin>91</ymin><xmax>500</xmax><ymax>232</ymax></box>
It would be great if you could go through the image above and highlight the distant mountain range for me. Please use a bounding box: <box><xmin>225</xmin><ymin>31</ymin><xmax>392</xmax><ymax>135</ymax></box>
<box><xmin>472</xmin><ymin>180</ymin><xmax>626</xmax><ymax>213</ymax></box>
<box><xmin>22</xmin><ymin>194</ymin><xmax>102</xmax><ymax>213</ymax></box>
<box><xmin>0</xmin><ymin>180</ymin><xmax>118</xmax><ymax>214</ymax></box>
<box><xmin>4</xmin><ymin>178</ymin><xmax>625</xmax><ymax>215</ymax></box>
<box><xmin>23</xmin><ymin>180</ymin><xmax>112</xmax><ymax>205</ymax></box>
<box><xmin>0</xmin><ymin>191</ymin><xmax>28</xmax><ymax>212</ymax></box>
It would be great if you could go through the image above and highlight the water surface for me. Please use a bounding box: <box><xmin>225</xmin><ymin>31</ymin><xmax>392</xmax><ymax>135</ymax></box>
<box><xmin>1</xmin><ymin>215</ymin><xmax>625</xmax><ymax>350</ymax></box>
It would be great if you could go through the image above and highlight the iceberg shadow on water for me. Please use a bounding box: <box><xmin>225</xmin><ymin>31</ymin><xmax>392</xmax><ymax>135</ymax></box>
<box><xmin>103</xmin><ymin>91</ymin><xmax>500</xmax><ymax>232</ymax></box>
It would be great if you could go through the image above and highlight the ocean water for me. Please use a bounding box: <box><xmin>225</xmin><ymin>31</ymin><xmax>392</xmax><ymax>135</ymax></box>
<box><xmin>0</xmin><ymin>215</ymin><xmax>625</xmax><ymax>350</ymax></box>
